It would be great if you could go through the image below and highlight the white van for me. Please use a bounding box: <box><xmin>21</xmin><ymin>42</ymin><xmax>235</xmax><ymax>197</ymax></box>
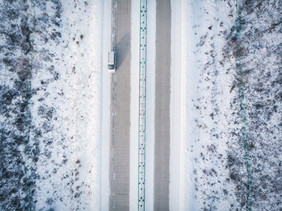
<box><xmin>108</xmin><ymin>51</ymin><xmax>116</xmax><ymax>73</ymax></box>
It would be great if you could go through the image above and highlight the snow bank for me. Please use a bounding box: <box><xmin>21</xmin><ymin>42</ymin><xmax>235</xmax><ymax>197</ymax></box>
<box><xmin>170</xmin><ymin>0</ymin><xmax>183</xmax><ymax>210</ymax></box>
<box><xmin>130</xmin><ymin>0</ymin><xmax>140</xmax><ymax>209</ymax></box>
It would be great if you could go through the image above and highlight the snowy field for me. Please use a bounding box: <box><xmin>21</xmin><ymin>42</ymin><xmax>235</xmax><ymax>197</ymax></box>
<box><xmin>0</xmin><ymin>0</ymin><xmax>103</xmax><ymax>210</ymax></box>
<box><xmin>0</xmin><ymin>0</ymin><xmax>281</xmax><ymax>210</ymax></box>
<box><xmin>180</xmin><ymin>0</ymin><xmax>281</xmax><ymax>210</ymax></box>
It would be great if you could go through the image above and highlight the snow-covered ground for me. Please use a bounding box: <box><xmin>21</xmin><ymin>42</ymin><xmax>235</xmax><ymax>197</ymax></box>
<box><xmin>180</xmin><ymin>0</ymin><xmax>281</xmax><ymax>210</ymax></box>
<box><xmin>33</xmin><ymin>1</ymin><xmax>103</xmax><ymax>210</ymax></box>
<box><xmin>129</xmin><ymin>0</ymin><xmax>141</xmax><ymax>209</ymax></box>
<box><xmin>100</xmin><ymin>0</ymin><xmax>111</xmax><ymax>210</ymax></box>
<box><xmin>0</xmin><ymin>0</ymin><xmax>280</xmax><ymax>210</ymax></box>
<box><xmin>170</xmin><ymin>0</ymin><xmax>183</xmax><ymax>210</ymax></box>
<box><xmin>181</xmin><ymin>1</ymin><xmax>238</xmax><ymax>209</ymax></box>
<box><xmin>1</xmin><ymin>0</ymin><xmax>103</xmax><ymax>210</ymax></box>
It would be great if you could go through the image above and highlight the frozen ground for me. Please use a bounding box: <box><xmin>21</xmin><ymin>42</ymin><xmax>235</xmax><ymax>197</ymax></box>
<box><xmin>181</xmin><ymin>0</ymin><xmax>281</xmax><ymax>210</ymax></box>
<box><xmin>0</xmin><ymin>0</ymin><xmax>103</xmax><ymax>210</ymax></box>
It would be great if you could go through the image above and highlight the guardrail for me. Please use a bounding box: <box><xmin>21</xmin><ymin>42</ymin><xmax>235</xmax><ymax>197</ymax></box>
<box><xmin>138</xmin><ymin>0</ymin><xmax>147</xmax><ymax>210</ymax></box>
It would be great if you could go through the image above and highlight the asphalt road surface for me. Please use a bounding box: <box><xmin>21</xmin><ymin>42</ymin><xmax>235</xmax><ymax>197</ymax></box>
<box><xmin>154</xmin><ymin>0</ymin><xmax>171</xmax><ymax>210</ymax></box>
<box><xmin>109</xmin><ymin>0</ymin><xmax>171</xmax><ymax>210</ymax></box>
<box><xmin>109</xmin><ymin>0</ymin><xmax>131</xmax><ymax>210</ymax></box>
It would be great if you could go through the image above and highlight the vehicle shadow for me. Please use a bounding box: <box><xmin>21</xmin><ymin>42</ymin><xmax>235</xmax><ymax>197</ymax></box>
<box><xmin>113</xmin><ymin>33</ymin><xmax>130</xmax><ymax>71</ymax></box>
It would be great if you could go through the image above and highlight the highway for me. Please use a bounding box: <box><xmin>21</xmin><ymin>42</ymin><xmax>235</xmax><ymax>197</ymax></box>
<box><xmin>109</xmin><ymin>0</ymin><xmax>131</xmax><ymax>210</ymax></box>
<box><xmin>109</xmin><ymin>0</ymin><xmax>171</xmax><ymax>210</ymax></box>
<box><xmin>154</xmin><ymin>0</ymin><xmax>171</xmax><ymax>210</ymax></box>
